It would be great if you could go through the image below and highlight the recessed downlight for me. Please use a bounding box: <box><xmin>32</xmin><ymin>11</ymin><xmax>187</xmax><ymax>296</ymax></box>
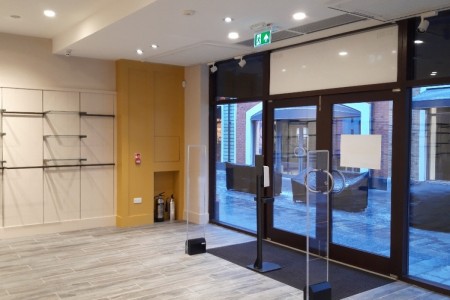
<box><xmin>44</xmin><ymin>10</ymin><xmax>56</xmax><ymax>18</ymax></box>
<box><xmin>339</xmin><ymin>51</ymin><xmax>348</xmax><ymax>56</ymax></box>
<box><xmin>224</xmin><ymin>17</ymin><xmax>233</xmax><ymax>23</ymax></box>
<box><xmin>293</xmin><ymin>12</ymin><xmax>306</xmax><ymax>20</ymax></box>
<box><xmin>183</xmin><ymin>10</ymin><xmax>196</xmax><ymax>16</ymax></box>
<box><xmin>228</xmin><ymin>32</ymin><xmax>239</xmax><ymax>39</ymax></box>
<box><xmin>151</xmin><ymin>44</ymin><xmax>158</xmax><ymax>49</ymax></box>
<box><xmin>136</xmin><ymin>49</ymin><xmax>143</xmax><ymax>55</ymax></box>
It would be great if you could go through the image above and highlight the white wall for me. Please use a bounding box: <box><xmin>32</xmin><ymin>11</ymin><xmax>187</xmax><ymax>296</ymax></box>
<box><xmin>184</xmin><ymin>65</ymin><xmax>209</xmax><ymax>146</ymax></box>
<box><xmin>0</xmin><ymin>32</ymin><xmax>115</xmax><ymax>91</ymax></box>
<box><xmin>0</xmin><ymin>33</ymin><xmax>116</xmax><ymax>238</ymax></box>
<box><xmin>184</xmin><ymin>65</ymin><xmax>209</xmax><ymax>224</ymax></box>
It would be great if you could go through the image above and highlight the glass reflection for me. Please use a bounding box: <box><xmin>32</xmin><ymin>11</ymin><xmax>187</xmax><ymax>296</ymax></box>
<box><xmin>331</xmin><ymin>101</ymin><xmax>392</xmax><ymax>257</ymax></box>
<box><xmin>214</xmin><ymin>101</ymin><xmax>262</xmax><ymax>232</ymax></box>
<box><xmin>409</xmin><ymin>85</ymin><xmax>450</xmax><ymax>287</ymax></box>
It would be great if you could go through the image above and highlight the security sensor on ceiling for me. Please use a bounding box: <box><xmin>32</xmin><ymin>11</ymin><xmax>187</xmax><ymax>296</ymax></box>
<box><xmin>417</xmin><ymin>17</ymin><xmax>429</xmax><ymax>33</ymax></box>
<box><xmin>417</xmin><ymin>11</ymin><xmax>438</xmax><ymax>33</ymax></box>
<box><xmin>235</xmin><ymin>56</ymin><xmax>246</xmax><ymax>68</ymax></box>
<box><xmin>207</xmin><ymin>62</ymin><xmax>217</xmax><ymax>73</ymax></box>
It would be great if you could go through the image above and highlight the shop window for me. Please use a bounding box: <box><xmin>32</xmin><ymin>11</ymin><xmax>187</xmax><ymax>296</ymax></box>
<box><xmin>410</xmin><ymin>10</ymin><xmax>450</xmax><ymax>80</ymax></box>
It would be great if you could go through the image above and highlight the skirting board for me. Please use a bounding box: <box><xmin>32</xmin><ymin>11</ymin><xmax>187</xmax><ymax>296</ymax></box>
<box><xmin>185</xmin><ymin>211</ymin><xmax>209</xmax><ymax>225</ymax></box>
<box><xmin>0</xmin><ymin>216</ymin><xmax>115</xmax><ymax>239</ymax></box>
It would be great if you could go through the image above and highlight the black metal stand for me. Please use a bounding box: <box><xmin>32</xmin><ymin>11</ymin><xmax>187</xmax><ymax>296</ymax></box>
<box><xmin>247</xmin><ymin>156</ymin><xmax>281</xmax><ymax>273</ymax></box>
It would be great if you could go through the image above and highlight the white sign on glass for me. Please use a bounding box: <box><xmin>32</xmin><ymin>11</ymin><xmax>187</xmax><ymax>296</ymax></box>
<box><xmin>340</xmin><ymin>134</ymin><xmax>381</xmax><ymax>170</ymax></box>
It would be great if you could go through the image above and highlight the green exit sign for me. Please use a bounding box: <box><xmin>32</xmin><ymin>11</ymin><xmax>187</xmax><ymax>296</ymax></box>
<box><xmin>254</xmin><ymin>30</ymin><xmax>271</xmax><ymax>48</ymax></box>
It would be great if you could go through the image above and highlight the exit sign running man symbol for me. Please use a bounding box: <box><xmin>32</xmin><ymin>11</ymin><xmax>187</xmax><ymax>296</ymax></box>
<box><xmin>254</xmin><ymin>30</ymin><xmax>272</xmax><ymax>48</ymax></box>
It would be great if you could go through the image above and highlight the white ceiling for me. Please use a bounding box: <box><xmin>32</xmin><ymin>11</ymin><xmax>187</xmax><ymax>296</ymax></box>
<box><xmin>1</xmin><ymin>0</ymin><xmax>450</xmax><ymax>66</ymax></box>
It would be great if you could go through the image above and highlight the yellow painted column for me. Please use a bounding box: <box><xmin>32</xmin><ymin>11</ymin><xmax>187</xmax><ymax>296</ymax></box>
<box><xmin>116</xmin><ymin>60</ymin><xmax>184</xmax><ymax>227</ymax></box>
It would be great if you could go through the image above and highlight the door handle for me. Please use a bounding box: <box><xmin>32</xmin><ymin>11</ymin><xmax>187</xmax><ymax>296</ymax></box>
<box><xmin>304</xmin><ymin>168</ymin><xmax>334</xmax><ymax>195</ymax></box>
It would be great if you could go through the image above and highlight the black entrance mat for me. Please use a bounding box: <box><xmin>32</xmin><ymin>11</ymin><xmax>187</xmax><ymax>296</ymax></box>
<box><xmin>208</xmin><ymin>241</ymin><xmax>394</xmax><ymax>300</ymax></box>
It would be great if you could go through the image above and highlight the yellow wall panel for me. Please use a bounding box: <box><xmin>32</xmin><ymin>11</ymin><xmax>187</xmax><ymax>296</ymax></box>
<box><xmin>154</xmin><ymin>71</ymin><xmax>183</xmax><ymax>137</ymax></box>
<box><xmin>154</xmin><ymin>136</ymin><xmax>180</xmax><ymax>162</ymax></box>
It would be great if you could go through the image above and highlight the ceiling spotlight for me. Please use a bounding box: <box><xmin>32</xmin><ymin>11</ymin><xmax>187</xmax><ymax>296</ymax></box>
<box><xmin>43</xmin><ymin>10</ymin><xmax>56</xmax><ymax>18</ymax></box>
<box><xmin>293</xmin><ymin>12</ymin><xmax>306</xmax><ymax>20</ymax></box>
<box><xmin>235</xmin><ymin>56</ymin><xmax>246</xmax><ymax>68</ymax></box>
<box><xmin>224</xmin><ymin>17</ymin><xmax>233</xmax><ymax>23</ymax></box>
<box><xmin>136</xmin><ymin>49</ymin><xmax>143</xmax><ymax>55</ymax></box>
<box><xmin>151</xmin><ymin>44</ymin><xmax>158</xmax><ymax>49</ymax></box>
<box><xmin>208</xmin><ymin>62</ymin><xmax>217</xmax><ymax>73</ymax></box>
<box><xmin>228</xmin><ymin>32</ymin><xmax>239</xmax><ymax>40</ymax></box>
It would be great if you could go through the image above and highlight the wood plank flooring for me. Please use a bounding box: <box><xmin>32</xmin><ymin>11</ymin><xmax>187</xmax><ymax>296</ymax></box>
<box><xmin>0</xmin><ymin>222</ymin><xmax>448</xmax><ymax>299</ymax></box>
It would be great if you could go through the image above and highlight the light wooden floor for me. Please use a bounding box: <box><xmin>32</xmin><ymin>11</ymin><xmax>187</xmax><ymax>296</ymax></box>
<box><xmin>0</xmin><ymin>222</ymin><xmax>448</xmax><ymax>300</ymax></box>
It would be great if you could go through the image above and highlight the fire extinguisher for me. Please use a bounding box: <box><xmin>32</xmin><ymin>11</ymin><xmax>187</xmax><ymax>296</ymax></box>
<box><xmin>169</xmin><ymin>194</ymin><xmax>175</xmax><ymax>222</ymax></box>
<box><xmin>154</xmin><ymin>192</ymin><xmax>165</xmax><ymax>222</ymax></box>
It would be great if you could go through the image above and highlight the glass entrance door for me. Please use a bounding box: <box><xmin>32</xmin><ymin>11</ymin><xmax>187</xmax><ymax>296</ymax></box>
<box><xmin>272</xmin><ymin>104</ymin><xmax>317</xmax><ymax>237</ymax></box>
<box><xmin>330</xmin><ymin>101</ymin><xmax>392</xmax><ymax>259</ymax></box>
<box><xmin>267</xmin><ymin>93</ymin><xmax>396</xmax><ymax>274</ymax></box>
